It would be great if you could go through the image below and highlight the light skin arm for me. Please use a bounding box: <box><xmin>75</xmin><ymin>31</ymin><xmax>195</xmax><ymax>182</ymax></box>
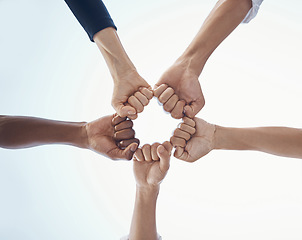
<box><xmin>93</xmin><ymin>28</ymin><xmax>153</xmax><ymax>120</ymax></box>
<box><xmin>156</xmin><ymin>0</ymin><xmax>252</xmax><ymax>118</ymax></box>
<box><xmin>215</xmin><ymin>126</ymin><xmax>302</xmax><ymax>159</ymax></box>
<box><xmin>129</xmin><ymin>142</ymin><xmax>172</xmax><ymax>240</ymax></box>
<box><xmin>0</xmin><ymin>114</ymin><xmax>139</xmax><ymax>160</ymax></box>
<box><xmin>171</xmin><ymin>117</ymin><xmax>302</xmax><ymax>162</ymax></box>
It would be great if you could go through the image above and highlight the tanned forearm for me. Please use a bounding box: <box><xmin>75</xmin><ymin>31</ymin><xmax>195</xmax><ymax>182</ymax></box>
<box><xmin>0</xmin><ymin>115</ymin><xmax>88</xmax><ymax>149</ymax></box>
<box><xmin>214</xmin><ymin>126</ymin><xmax>302</xmax><ymax>159</ymax></box>
<box><xmin>93</xmin><ymin>27</ymin><xmax>136</xmax><ymax>82</ymax></box>
<box><xmin>129</xmin><ymin>186</ymin><xmax>159</xmax><ymax>240</ymax></box>
<box><xmin>178</xmin><ymin>0</ymin><xmax>252</xmax><ymax>76</ymax></box>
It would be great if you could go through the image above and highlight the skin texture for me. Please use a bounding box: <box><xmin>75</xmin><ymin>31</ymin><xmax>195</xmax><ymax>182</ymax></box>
<box><xmin>171</xmin><ymin>117</ymin><xmax>215</xmax><ymax>162</ymax></box>
<box><xmin>172</xmin><ymin>117</ymin><xmax>302</xmax><ymax>162</ymax></box>
<box><xmin>93</xmin><ymin>28</ymin><xmax>153</xmax><ymax>120</ymax></box>
<box><xmin>128</xmin><ymin>142</ymin><xmax>172</xmax><ymax>240</ymax></box>
<box><xmin>156</xmin><ymin>0</ymin><xmax>252</xmax><ymax>118</ymax></box>
<box><xmin>0</xmin><ymin>114</ymin><xmax>139</xmax><ymax>160</ymax></box>
<box><xmin>86</xmin><ymin>114</ymin><xmax>139</xmax><ymax>160</ymax></box>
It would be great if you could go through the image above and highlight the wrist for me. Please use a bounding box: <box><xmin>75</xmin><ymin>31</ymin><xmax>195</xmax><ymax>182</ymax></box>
<box><xmin>78</xmin><ymin>122</ymin><xmax>89</xmax><ymax>149</ymax></box>
<box><xmin>136</xmin><ymin>185</ymin><xmax>160</xmax><ymax>198</ymax></box>
<box><xmin>93</xmin><ymin>28</ymin><xmax>137</xmax><ymax>82</ymax></box>
<box><xmin>213</xmin><ymin>125</ymin><xmax>225</xmax><ymax>150</ymax></box>
<box><xmin>177</xmin><ymin>43</ymin><xmax>210</xmax><ymax>76</ymax></box>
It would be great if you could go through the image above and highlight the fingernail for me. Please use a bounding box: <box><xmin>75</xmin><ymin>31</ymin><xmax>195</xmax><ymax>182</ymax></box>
<box><xmin>128</xmin><ymin>110</ymin><xmax>136</xmax><ymax>115</ymax></box>
<box><xmin>130</xmin><ymin>144</ymin><xmax>137</xmax><ymax>152</ymax></box>
<box><xmin>158</xmin><ymin>145</ymin><xmax>165</xmax><ymax>154</ymax></box>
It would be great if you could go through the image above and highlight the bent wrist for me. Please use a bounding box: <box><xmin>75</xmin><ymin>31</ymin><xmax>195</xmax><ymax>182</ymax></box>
<box><xmin>177</xmin><ymin>44</ymin><xmax>210</xmax><ymax>76</ymax></box>
<box><xmin>93</xmin><ymin>28</ymin><xmax>136</xmax><ymax>82</ymax></box>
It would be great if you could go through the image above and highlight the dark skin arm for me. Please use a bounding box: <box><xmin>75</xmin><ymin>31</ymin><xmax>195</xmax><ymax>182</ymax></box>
<box><xmin>0</xmin><ymin>114</ymin><xmax>139</xmax><ymax>160</ymax></box>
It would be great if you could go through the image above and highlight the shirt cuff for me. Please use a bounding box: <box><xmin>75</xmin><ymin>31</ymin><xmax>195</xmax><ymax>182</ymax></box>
<box><xmin>121</xmin><ymin>234</ymin><xmax>162</xmax><ymax>240</ymax></box>
<box><xmin>242</xmin><ymin>0</ymin><xmax>264</xmax><ymax>23</ymax></box>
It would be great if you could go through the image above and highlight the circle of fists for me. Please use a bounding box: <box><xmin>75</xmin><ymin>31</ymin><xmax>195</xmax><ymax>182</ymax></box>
<box><xmin>110</xmin><ymin>83</ymin><xmax>214</xmax><ymax>165</ymax></box>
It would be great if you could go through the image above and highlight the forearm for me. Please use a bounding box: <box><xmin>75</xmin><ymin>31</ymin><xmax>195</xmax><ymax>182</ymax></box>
<box><xmin>0</xmin><ymin>116</ymin><xmax>88</xmax><ymax>149</ymax></box>
<box><xmin>214</xmin><ymin>126</ymin><xmax>302</xmax><ymax>159</ymax></box>
<box><xmin>129</xmin><ymin>186</ymin><xmax>159</xmax><ymax>240</ymax></box>
<box><xmin>178</xmin><ymin>0</ymin><xmax>252</xmax><ymax>76</ymax></box>
<box><xmin>93</xmin><ymin>28</ymin><xmax>136</xmax><ymax>82</ymax></box>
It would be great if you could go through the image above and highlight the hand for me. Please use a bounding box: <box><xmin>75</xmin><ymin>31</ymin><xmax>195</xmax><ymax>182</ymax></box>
<box><xmin>155</xmin><ymin>61</ymin><xmax>205</xmax><ymax>118</ymax></box>
<box><xmin>112</xmin><ymin>70</ymin><xmax>153</xmax><ymax>120</ymax></box>
<box><xmin>85</xmin><ymin>114</ymin><xmax>139</xmax><ymax>160</ymax></box>
<box><xmin>171</xmin><ymin>117</ymin><xmax>215</xmax><ymax>162</ymax></box>
<box><xmin>133</xmin><ymin>141</ymin><xmax>172</xmax><ymax>188</ymax></box>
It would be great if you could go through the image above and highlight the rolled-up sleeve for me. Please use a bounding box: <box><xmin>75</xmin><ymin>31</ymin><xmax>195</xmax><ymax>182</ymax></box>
<box><xmin>64</xmin><ymin>0</ymin><xmax>117</xmax><ymax>41</ymax></box>
<box><xmin>242</xmin><ymin>0</ymin><xmax>264</xmax><ymax>23</ymax></box>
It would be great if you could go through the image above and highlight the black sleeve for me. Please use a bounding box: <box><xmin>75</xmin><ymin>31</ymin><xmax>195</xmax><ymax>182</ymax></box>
<box><xmin>64</xmin><ymin>0</ymin><xmax>117</xmax><ymax>41</ymax></box>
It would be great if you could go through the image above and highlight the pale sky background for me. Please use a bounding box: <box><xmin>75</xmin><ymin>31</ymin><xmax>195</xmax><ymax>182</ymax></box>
<box><xmin>0</xmin><ymin>0</ymin><xmax>302</xmax><ymax>239</ymax></box>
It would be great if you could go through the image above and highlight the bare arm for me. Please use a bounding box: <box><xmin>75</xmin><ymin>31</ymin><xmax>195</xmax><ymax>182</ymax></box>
<box><xmin>0</xmin><ymin>115</ymin><xmax>87</xmax><ymax>149</ymax></box>
<box><xmin>93</xmin><ymin>28</ymin><xmax>152</xmax><ymax>120</ymax></box>
<box><xmin>0</xmin><ymin>115</ymin><xmax>139</xmax><ymax>160</ymax></box>
<box><xmin>180</xmin><ymin>0</ymin><xmax>253</xmax><ymax>76</ymax></box>
<box><xmin>156</xmin><ymin>0</ymin><xmax>253</xmax><ymax>118</ymax></box>
<box><xmin>129</xmin><ymin>142</ymin><xmax>172</xmax><ymax>240</ymax></box>
<box><xmin>172</xmin><ymin>117</ymin><xmax>302</xmax><ymax>162</ymax></box>
<box><xmin>215</xmin><ymin>126</ymin><xmax>302</xmax><ymax>159</ymax></box>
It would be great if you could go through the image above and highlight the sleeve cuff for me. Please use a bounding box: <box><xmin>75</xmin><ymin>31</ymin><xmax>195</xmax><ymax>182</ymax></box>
<box><xmin>242</xmin><ymin>0</ymin><xmax>264</xmax><ymax>23</ymax></box>
<box><xmin>121</xmin><ymin>234</ymin><xmax>162</xmax><ymax>240</ymax></box>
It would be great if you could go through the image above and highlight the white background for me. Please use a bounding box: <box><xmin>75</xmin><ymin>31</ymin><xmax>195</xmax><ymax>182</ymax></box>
<box><xmin>0</xmin><ymin>0</ymin><xmax>302</xmax><ymax>239</ymax></box>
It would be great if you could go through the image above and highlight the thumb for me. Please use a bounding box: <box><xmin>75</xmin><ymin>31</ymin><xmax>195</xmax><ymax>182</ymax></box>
<box><xmin>157</xmin><ymin>145</ymin><xmax>170</xmax><ymax>172</ymax></box>
<box><xmin>122</xmin><ymin>142</ymin><xmax>139</xmax><ymax>160</ymax></box>
<box><xmin>184</xmin><ymin>101</ymin><xmax>203</xmax><ymax>118</ymax></box>
<box><xmin>114</xmin><ymin>103</ymin><xmax>136</xmax><ymax>118</ymax></box>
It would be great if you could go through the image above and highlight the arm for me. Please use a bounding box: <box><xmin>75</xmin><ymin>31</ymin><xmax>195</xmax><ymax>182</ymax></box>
<box><xmin>64</xmin><ymin>0</ymin><xmax>152</xmax><ymax>119</ymax></box>
<box><xmin>171</xmin><ymin>117</ymin><xmax>302</xmax><ymax>162</ymax></box>
<box><xmin>156</xmin><ymin>0</ymin><xmax>254</xmax><ymax>118</ymax></box>
<box><xmin>0</xmin><ymin>115</ymin><xmax>139</xmax><ymax>160</ymax></box>
<box><xmin>128</xmin><ymin>142</ymin><xmax>172</xmax><ymax>240</ymax></box>
<box><xmin>215</xmin><ymin>126</ymin><xmax>302</xmax><ymax>159</ymax></box>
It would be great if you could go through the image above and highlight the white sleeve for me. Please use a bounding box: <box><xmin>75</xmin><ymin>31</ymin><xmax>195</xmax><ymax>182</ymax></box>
<box><xmin>120</xmin><ymin>234</ymin><xmax>162</xmax><ymax>240</ymax></box>
<box><xmin>242</xmin><ymin>0</ymin><xmax>264</xmax><ymax>23</ymax></box>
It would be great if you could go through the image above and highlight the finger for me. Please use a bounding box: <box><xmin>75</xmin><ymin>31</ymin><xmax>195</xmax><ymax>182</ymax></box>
<box><xmin>157</xmin><ymin>145</ymin><xmax>170</xmax><ymax>172</ymax></box>
<box><xmin>128</xmin><ymin>95</ymin><xmax>144</xmax><ymax>113</ymax></box>
<box><xmin>173</xmin><ymin>128</ymin><xmax>191</xmax><ymax>141</ymax></box>
<box><xmin>158</xmin><ymin>87</ymin><xmax>174</xmax><ymax>104</ymax></box>
<box><xmin>114</xmin><ymin>103</ymin><xmax>137</xmax><ymax>118</ymax></box>
<box><xmin>171</xmin><ymin>100</ymin><xmax>185</xmax><ymax>119</ymax></box>
<box><xmin>122</xmin><ymin>142</ymin><xmax>139</xmax><ymax>160</ymax></box>
<box><xmin>151</xmin><ymin>142</ymin><xmax>160</xmax><ymax>161</ymax></box>
<box><xmin>118</xmin><ymin>138</ymin><xmax>140</xmax><ymax>149</ymax></box>
<box><xmin>163</xmin><ymin>94</ymin><xmax>179</xmax><ymax>112</ymax></box>
<box><xmin>170</xmin><ymin>136</ymin><xmax>186</xmax><ymax>148</ymax></box>
<box><xmin>174</xmin><ymin>146</ymin><xmax>189</xmax><ymax>161</ymax></box>
<box><xmin>179</xmin><ymin>123</ymin><xmax>196</xmax><ymax>135</ymax></box>
<box><xmin>162</xmin><ymin>141</ymin><xmax>173</xmax><ymax>154</ymax></box>
<box><xmin>153</xmin><ymin>84</ymin><xmax>168</xmax><ymax>98</ymax></box>
<box><xmin>114</xmin><ymin>129</ymin><xmax>135</xmax><ymax>141</ymax></box>
<box><xmin>112</xmin><ymin>115</ymin><xmax>127</xmax><ymax>126</ymax></box>
<box><xmin>174</xmin><ymin>146</ymin><xmax>184</xmax><ymax>159</ymax></box>
<box><xmin>139</xmin><ymin>87</ymin><xmax>153</xmax><ymax>100</ymax></box>
<box><xmin>183</xmin><ymin>117</ymin><xmax>196</xmax><ymax>127</ymax></box>
<box><xmin>134</xmin><ymin>91</ymin><xmax>149</xmax><ymax>106</ymax></box>
<box><xmin>184</xmin><ymin>100</ymin><xmax>204</xmax><ymax>118</ymax></box>
<box><xmin>142</xmin><ymin>144</ymin><xmax>152</xmax><ymax>162</ymax></box>
<box><xmin>134</xmin><ymin>148</ymin><xmax>144</xmax><ymax>162</ymax></box>
<box><xmin>124</xmin><ymin>103</ymin><xmax>138</xmax><ymax>120</ymax></box>
<box><xmin>115</xmin><ymin>120</ymin><xmax>133</xmax><ymax>131</ymax></box>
